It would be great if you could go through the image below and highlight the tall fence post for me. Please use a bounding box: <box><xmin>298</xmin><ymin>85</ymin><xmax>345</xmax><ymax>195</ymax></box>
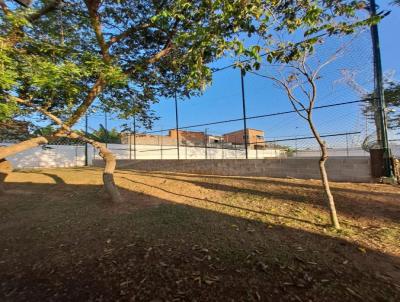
<box><xmin>158</xmin><ymin>136</ymin><xmax>160</xmax><ymax>159</ymax></box>
<box><xmin>234</xmin><ymin>137</ymin><xmax>237</xmax><ymax>159</ymax></box>
<box><xmin>174</xmin><ymin>91</ymin><xmax>180</xmax><ymax>160</ymax></box>
<box><xmin>160</xmin><ymin>129</ymin><xmax>163</xmax><ymax>160</ymax></box>
<box><xmin>204</xmin><ymin>128</ymin><xmax>208</xmax><ymax>159</ymax></box>
<box><xmin>129</xmin><ymin>131</ymin><xmax>132</xmax><ymax>160</ymax></box>
<box><xmin>104</xmin><ymin>110</ymin><xmax>108</xmax><ymax>148</ymax></box>
<box><xmin>84</xmin><ymin>113</ymin><xmax>88</xmax><ymax>166</ymax></box>
<box><xmin>133</xmin><ymin>116</ymin><xmax>137</xmax><ymax>160</ymax></box>
<box><xmin>369</xmin><ymin>0</ymin><xmax>394</xmax><ymax>178</ymax></box>
<box><xmin>255</xmin><ymin>139</ymin><xmax>258</xmax><ymax>159</ymax></box>
<box><xmin>346</xmin><ymin>133</ymin><xmax>349</xmax><ymax>157</ymax></box>
<box><xmin>75</xmin><ymin>145</ymin><xmax>78</xmax><ymax>167</ymax></box>
<box><xmin>240</xmin><ymin>69</ymin><xmax>249</xmax><ymax>159</ymax></box>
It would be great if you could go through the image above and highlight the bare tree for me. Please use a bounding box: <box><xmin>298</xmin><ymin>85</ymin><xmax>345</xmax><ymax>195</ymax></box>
<box><xmin>251</xmin><ymin>48</ymin><xmax>347</xmax><ymax>229</ymax></box>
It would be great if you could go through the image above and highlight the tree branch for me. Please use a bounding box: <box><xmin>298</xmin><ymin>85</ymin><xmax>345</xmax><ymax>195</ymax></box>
<box><xmin>85</xmin><ymin>0</ymin><xmax>111</xmax><ymax>63</ymax></box>
<box><xmin>27</xmin><ymin>0</ymin><xmax>62</xmax><ymax>23</ymax></box>
<box><xmin>248</xmin><ymin>71</ymin><xmax>308</xmax><ymax>120</ymax></box>
<box><xmin>9</xmin><ymin>96</ymin><xmax>66</xmax><ymax>128</ymax></box>
<box><xmin>0</xmin><ymin>0</ymin><xmax>10</xmax><ymax>15</ymax></box>
<box><xmin>124</xmin><ymin>40</ymin><xmax>174</xmax><ymax>75</ymax></box>
<box><xmin>65</xmin><ymin>77</ymin><xmax>106</xmax><ymax>127</ymax></box>
<box><xmin>107</xmin><ymin>22</ymin><xmax>152</xmax><ymax>46</ymax></box>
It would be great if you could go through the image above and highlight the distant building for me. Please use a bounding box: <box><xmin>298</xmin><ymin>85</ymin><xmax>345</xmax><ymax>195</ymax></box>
<box><xmin>121</xmin><ymin>130</ymin><xmax>206</xmax><ymax>146</ymax></box>
<box><xmin>168</xmin><ymin>130</ymin><xmax>206</xmax><ymax>145</ymax></box>
<box><xmin>121</xmin><ymin>128</ymin><xmax>265</xmax><ymax>149</ymax></box>
<box><xmin>223</xmin><ymin>129</ymin><xmax>265</xmax><ymax>149</ymax></box>
<box><xmin>120</xmin><ymin>133</ymin><xmax>176</xmax><ymax>145</ymax></box>
<box><xmin>207</xmin><ymin>135</ymin><xmax>224</xmax><ymax>144</ymax></box>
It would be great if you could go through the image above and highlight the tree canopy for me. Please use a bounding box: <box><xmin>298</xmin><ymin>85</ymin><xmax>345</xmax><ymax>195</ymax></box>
<box><xmin>88</xmin><ymin>125</ymin><xmax>120</xmax><ymax>144</ymax></box>
<box><xmin>1</xmin><ymin>0</ymin><xmax>374</xmax><ymax>134</ymax></box>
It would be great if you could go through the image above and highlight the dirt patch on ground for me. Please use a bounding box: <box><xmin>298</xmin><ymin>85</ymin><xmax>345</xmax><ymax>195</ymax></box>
<box><xmin>1</xmin><ymin>167</ymin><xmax>399</xmax><ymax>301</ymax></box>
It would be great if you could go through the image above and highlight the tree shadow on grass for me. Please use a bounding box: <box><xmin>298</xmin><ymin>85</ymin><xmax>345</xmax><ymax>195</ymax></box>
<box><xmin>116</xmin><ymin>170</ymin><xmax>312</xmax><ymax>203</ymax></box>
<box><xmin>135</xmin><ymin>170</ymin><xmax>400</xmax><ymax>199</ymax></box>
<box><xmin>116</xmin><ymin>170</ymin><xmax>400</xmax><ymax>224</ymax></box>
<box><xmin>119</xmin><ymin>176</ymin><xmax>327</xmax><ymax>228</ymax></box>
<box><xmin>17</xmin><ymin>170</ymin><xmax>67</xmax><ymax>184</ymax></box>
<box><xmin>0</xmin><ymin>179</ymin><xmax>399</xmax><ymax>301</ymax></box>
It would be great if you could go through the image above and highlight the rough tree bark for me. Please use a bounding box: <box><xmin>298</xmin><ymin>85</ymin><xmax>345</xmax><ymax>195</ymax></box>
<box><xmin>0</xmin><ymin>136</ymin><xmax>48</xmax><ymax>194</ymax></box>
<box><xmin>250</xmin><ymin>52</ymin><xmax>342</xmax><ymax>229</ymax></box>
<box><xmin>6</xmin><ymin>95</ymin><xmax>122</xmax><ymax>203</ymax></box>
<box><xmin>66</xmin><ymin>131</ymin><xmax>122</xmax><ymax>203</ymax></box>
<box><xmin>0</xmin><ymin>159</ymin><xmax>12</xmax><ymax>195</ymax></box>
<box><xmin>307</xmin><ymin>117</ymin><xmax>341</xmax><ymax>229</ymax></box>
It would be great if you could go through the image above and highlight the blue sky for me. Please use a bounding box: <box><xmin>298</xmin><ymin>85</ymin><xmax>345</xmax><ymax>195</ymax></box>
<box><xmin>82</xmin><ymin>1</ymin><xmax>400</xmax><ymax>143</ymax></box>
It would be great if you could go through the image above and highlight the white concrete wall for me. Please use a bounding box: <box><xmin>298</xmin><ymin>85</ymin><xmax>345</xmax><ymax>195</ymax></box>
<box><xmin>6</xmin><ymin>141</ymin><xmax>397</xmax><ymax>169</ymax></box>
<box><xmin>1</xmin><ymin>143</ymin><xmax>93</xmax><ymax>169</ymax></box>
<box><xmin>390</xmin><ymin>144</ymin><xmax>400</xmax><ymax>157</ymax></box>
<box><xmin>104</xmin><ymin>144</ymin><xmax>287</xmax><ymax>160</ymax></box>
<box><xmin>2</xmin><ymin>142</ymin><xmax>285</xmax><ymax>169</ymax></box>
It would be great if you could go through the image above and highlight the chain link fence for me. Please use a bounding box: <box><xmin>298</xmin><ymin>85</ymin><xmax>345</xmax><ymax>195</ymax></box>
<box><xmin>2</xmin><ymin>29</ymin><xmax>399</xmax><ymax>170</ymax></box>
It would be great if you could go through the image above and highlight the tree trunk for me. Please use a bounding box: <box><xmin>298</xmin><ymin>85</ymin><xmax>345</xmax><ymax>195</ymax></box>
<box><xmin>67</xmin><ymin>132</ymin><xmax>122</xmax><ymax>203</ymax></box>
<box><xmin>102</xmin><ymin>149</ymin><xmax>122</xmax><ymax>203</ymax></box>
<box><xmin>0</xmin><ymin>159</ymin><xmax>12</xmax><ymax>195</ymax></box>
<box><xmin>308</xmin><ymin>120</ymin><xmax>341</xmax><ymax>229</ymax></box>
<box><xmin>318</xmin><ymin>146</ymin><xmax>341</xmax><ymax>229</ymax></box>
<box><xmin>0</xmin><ymin>136</ymin><xmax>48</xmax><ymax>194</ymax></box>
<box><xmin>0</xmin><ymin>136</ymin><xmax>48</xmax><ymax>160</ymax></box>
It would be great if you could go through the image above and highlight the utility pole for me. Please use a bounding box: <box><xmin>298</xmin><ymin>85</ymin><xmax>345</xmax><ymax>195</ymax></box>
<box><xmin>240</xmin><ymin>69</ymin><xmax>249</xmax><ymax>159</ymax></box>
<box><xmin>369</xmin><ymin>0</ymin><xmax>394</xmax><ymax>178</ymax></box>
<box><xmin>84</xmin><ymin>113</ymin><xmax>88</xmax><ymax>166</ymax></box>
<box><xmin>174</xmin><ymin>90</ymin><xmax>180</xmax><ymax>160</ymax></box>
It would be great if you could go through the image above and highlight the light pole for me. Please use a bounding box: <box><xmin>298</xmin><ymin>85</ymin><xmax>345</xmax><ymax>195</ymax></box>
<box><xmin>129</xmin><ymin>130</ymin><xmax>132</xmax><ymax>160</ymax></box>
<box><xmin>133</xmin><ymin>115</ymin><xmax>137</xmax><ymax>160</ymax></box>
<box><xmin>104</xmin><ymin>110</ymin><xmax>108</xmax><ymax>148</ymax></box>
<box><xmin>174</xmin><ymin>90</ymin><xmax>180</xmax><ymax>160</ymax></box>
<box><xmin>84</xmin><ymin>113</ymin><xmax>88</xmax><ymax>166</ymax></box>
<box><xmin>204</xmin><ymin>128</ymin><xmax>208</xmax><ymax>159</ymax></box>
<box><xmin>369</xmin><ymin>0</ymin><xmax>394</xmax><ymax>178</ymax></box>
<box><xmin>240</xmin><ymin>69</ymin><xmax>249</xmax><ymax>159</ymax></box>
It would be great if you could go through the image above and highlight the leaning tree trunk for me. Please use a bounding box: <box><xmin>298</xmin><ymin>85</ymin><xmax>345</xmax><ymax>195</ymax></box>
<box><xmin>0</xmin><ymin>136</ymin><xmax>48</xmax><ymax>194</ymax></box>
<box><xmin>308</xmin><ymin>120</ymin><xmax>341</xmax><ymax>229</ymax></box>
<box><xmin>66</xmin><ymin>132</ymin><xmax>122</xmax><ymax>203</ymax></box>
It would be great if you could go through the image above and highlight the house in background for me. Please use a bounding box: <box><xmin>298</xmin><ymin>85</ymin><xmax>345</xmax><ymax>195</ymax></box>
<box><xmin>223</xmin><ymin>129</ymin><xmax>266</xmax><ymax>149</ymax></box>
<box><xmin>121</xmin><ymin>128</ymin><xmax>266</xmax><ymax>149</ymax></box>
<box><xmin>121</xmin><ymin>130</ymin><xmax>207</xmax><ymax>146</ymax></box>
<box><xmin>168</xmin><ymin>130</ymin><xmax>206</xmax><ymax>145</ymax></box>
